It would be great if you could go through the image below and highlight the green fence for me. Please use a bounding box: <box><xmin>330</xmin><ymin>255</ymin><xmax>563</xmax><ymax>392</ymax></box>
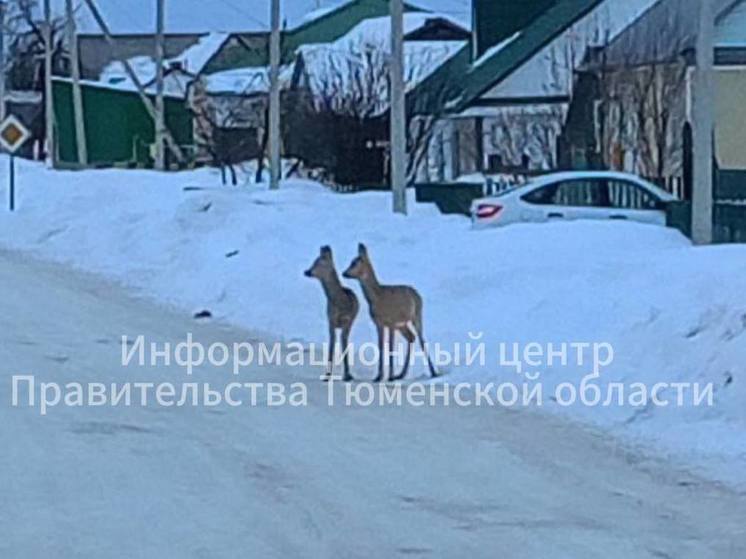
<box><xmin>53</xmin><ymin>80</ymin><xmax>193</xmax><ymax>167</ymax></box>
<box><xmin>667</xmin><ymin>169</ymin><xmax>746</xmax><ymax>243</ymax></box>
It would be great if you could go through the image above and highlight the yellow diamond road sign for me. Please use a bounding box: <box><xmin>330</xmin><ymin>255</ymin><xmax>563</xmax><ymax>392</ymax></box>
<box><xmin>0</xmin><ymin>115</ymin><xmax>30</xmax><ymax>154</ymax></box>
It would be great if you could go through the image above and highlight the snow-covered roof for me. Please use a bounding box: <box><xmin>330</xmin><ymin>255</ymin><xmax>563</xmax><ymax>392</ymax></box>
<box><xmin>298</xmin><ymin>39</ymin><xmax>464</xmax><ymax>98</ymax></box>
<box><xmin>301</xmin><ymin>11</ymin><xmax>466</xmax><ymax>49</ymax></box>
<box><xmin>98</xmin><ymin>32</ymin><xmax>230</xmax><ymax>98</ymax></box>
<box><xmin>203</xmin><ymin>66</ymin><xmax>296</xmax><ymax>96</ymax></box>
<box><xmin>201</xmin><ymin>11</ymin><xmax>465</xmax><ymax>100</ymax></box>
<box><xmin>170</xmin><ymin>33</ymin><xmax>230</xmax><ymax>75</ymax></box>
<box><xmin>53</xmin><ymin>77</ymin><xmax>187</xmax><ymax>100</ymax></box>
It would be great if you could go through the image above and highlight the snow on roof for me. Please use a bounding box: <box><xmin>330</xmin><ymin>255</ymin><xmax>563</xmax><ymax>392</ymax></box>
<box><xmin>295</xmin><ymin>12</ymin><xmax>466</xmax><ymax>94</ymax></box>
<box><xmin>170</xmin><ymin>33</ymin><xmax>230</xmax><ymax>75</ymax></box>
<box><xmin>100</xmin><ymin>32</ymin><xmax>228</xmax><ymax>83</ymax></box>
<box><xmin>300</xmin><ymin>11</ymin><xmax>465</xmax><ymax>49</ymax></box>
<box><xmin>472</xmin><ymin>32</ymin><xmax>521</xmax><ymax>69</ymax></box>
<box><xmin>101</xmin><ymin>55</ymin><xmax>157</xmax><ymax>88</ymax></box>
<box><xmin>202</xmin><ymin>11</ymin><xmax>465</xmax><ymax>99</ymax></box>
<box><xmin>98</xmin><ymin>32</ymin><xmax>230</xmax><ymax>98</ymax></box>
<box><xmin>297</xmin><ymin>38</ymin><xmax>463</xmax><ymax>115</ymax></box>
<box><xmin>203</xmin><ymin>66</ymin><xmax>295</xmax><ymax>96</ymax></box>
<box><xmin>53</xmin><ymin>76</ymin><xmax>187</xmax><ymax>100</ymax></box>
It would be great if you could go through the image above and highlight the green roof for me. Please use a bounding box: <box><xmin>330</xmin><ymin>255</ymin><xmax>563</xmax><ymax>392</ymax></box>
<box><xmin>204</xmin><ymin>0</ymin><xmax>425</xmax><ymax>73</ymax></box>
<box><xmin>411</xmin><ymin>0</ymin><xmax>602</xmax><ymax>115</ymax></box>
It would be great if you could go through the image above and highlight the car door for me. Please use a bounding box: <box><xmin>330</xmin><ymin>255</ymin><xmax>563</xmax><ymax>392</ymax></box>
<box><xmin>606</xmin><ymin>179</ymin><xmax>667</xmax><ymax>225</ymax></box>
<box><xmin>520</xmin><ymin>178</ymin><xmax>613</xmax><ymax>222</ymax></box>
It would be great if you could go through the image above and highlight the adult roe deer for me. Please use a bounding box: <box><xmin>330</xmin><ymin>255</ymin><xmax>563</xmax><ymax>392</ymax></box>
<box><xmin>343</xmin><ymin>243</ymin><xmax>437</xmax><ymax>381</ymax></box>
<box><xmin>305</xmin><ymin>246</ymin><xmax>359</xmax><ymax>381</ymax></box>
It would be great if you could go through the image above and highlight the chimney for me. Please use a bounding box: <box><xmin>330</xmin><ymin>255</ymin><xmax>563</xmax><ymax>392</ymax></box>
<box><xmin>472</xmin><ymin>0</ymin><xmax>557</xmax><ymax>59</ymax></box>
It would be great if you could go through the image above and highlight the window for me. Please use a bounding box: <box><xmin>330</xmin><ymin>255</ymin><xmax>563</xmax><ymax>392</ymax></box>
<box><xmin>607</xmin><ymin>180</ymin><xmax>660</xmax><ymax>210</ymax></box>
<box><xmin>522</xmin><ymin>179</ymin><xmax>611</xmax><ymax>207</ymax></box>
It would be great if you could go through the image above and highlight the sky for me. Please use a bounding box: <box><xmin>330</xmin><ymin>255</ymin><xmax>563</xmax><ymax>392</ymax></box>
<box><xmin>57</xmin><ymin>0</ymin><xmax>471</xmax><ymax>35</ymax></box>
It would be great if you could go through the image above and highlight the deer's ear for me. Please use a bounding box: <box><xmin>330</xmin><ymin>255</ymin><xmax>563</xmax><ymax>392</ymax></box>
<box><xmin>358</xmin><ymin>243</ymin><xmax>367</xmax><ymax>257</ymax></box>
<box><xmin>320</xmin><ymin>245</ymin><xmax>332</xmax><ymax>257</ymax></box>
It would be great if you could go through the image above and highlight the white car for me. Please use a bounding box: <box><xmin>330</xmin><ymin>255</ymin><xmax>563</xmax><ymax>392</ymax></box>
<box><xmin>471</xmin><ymin>171</ymin><xmax>676</xmax><ymax>229</ymax></box>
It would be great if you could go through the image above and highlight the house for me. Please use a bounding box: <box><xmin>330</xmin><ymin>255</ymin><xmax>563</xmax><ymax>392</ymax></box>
<box><xmin>410</xmin><ymin>0</ymin><xmax>657</xmax><ymax>183</ymax></box>
<box><xmin>284</xmin><ymin>12</ymin><xmax>468</xmax><ymax>185</ymax></box>
<box><xmin>190</xmin><ymin>3</ymin><xmax>468</xmax><ymax>185</ymax></box>
<box><xmin>562</xmin><ymin>0</ymin><xmax>746</xmax><ymax>199</ymax></box>
<box><xmin>57</xmin><ymin>0</ymin><xmax>434</xmax><ymax>171</ymax></box>
<box><xmin>49</xmin><ymin>33</ymin><xmax>238</xmax><ymax>168</ymax></box>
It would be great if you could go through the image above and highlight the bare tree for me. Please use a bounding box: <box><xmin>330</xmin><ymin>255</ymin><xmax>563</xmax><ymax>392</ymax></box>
<box><xmin>300</xmin><ymin>37</ymin><xmax>460</xmax><ymax>185</ymax></box>
<box><xmin>593</xmin><ymin>5</ymin><xmax>689</xmax><ymax>181</ymax></box>
<box><xmin>5</xmin><ymin>0</ymin><xmax>66</xmax><ymax>90</ymax></box>
<box><xmin>190</xmin><ymin>77</ymin><xmax>267</xmax><ymax>185</ymax></box>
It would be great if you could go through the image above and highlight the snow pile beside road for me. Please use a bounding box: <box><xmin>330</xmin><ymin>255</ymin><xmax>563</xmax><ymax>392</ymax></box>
<box><xmin>1</xmin><ymin>157</ymin><xmax>745</xmax><ymax>486</ymax></box>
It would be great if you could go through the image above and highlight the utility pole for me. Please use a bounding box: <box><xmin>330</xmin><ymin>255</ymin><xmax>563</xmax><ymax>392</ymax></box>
<box><xmin>154</xmin><ymin>0</ymin><xmax>165</xmax><ymax>170</ymax></box>
<box><xmin>66</xmin><ymin>0</ymin><xmax>87</xmax><ymax>165</ymax></box>
<box><xmin>82</xmin><ymin>0</ymin><xmax>183</xmax><ymax>162</ymax></box>
<box><xmin>43</xmin><ymin>0</ymin><xmax>55</xmax><ymax>166</ymax></box>
<box><xmin>390</xmin><ymin>0</ymin><xmax>407</xmax><ymax>214</ymax></box>
<box><xmin>691</xmin><ymin>0</ymin><xmax>715</xmax><ymax>245</ymax></box>
<box><xmin>268</xmin><ymin>0</ymin><xmax>281</xmax><ymax>189</ymax></box>
<box><xmin>0</xmin><ymin>1</ymin><xmax>6</xmax><ymax>122</ymax></box>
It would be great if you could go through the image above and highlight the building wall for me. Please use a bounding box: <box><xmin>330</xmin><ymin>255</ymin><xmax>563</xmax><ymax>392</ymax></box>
<box><xmin>78</xmin><ymin>34</ymin><xmax>203</xmax><ymax>80</ymax></box>
<box><xmin>715</xmin><ymin>68</ymin><xmax>746</xmax><ymax>169</ymax></box>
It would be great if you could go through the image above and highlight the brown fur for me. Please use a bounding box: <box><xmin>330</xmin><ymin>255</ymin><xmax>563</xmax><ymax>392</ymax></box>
<box><xmin>305</xmin><ymin>246</ymin><xmax>359</xmax><ymax>381</ymax></box>
<box><xmin>343</xmin><ymin>243</ymin><xmax>437</xmax><ymax>381</ymax></box>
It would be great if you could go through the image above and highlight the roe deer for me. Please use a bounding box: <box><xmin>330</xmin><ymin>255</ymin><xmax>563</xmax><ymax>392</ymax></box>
<box><xmin>305</xmin><ymin>246</ymin><xmax>359</xmax><ymax>381</ymax></box>
<box><xmin>343</xmin><ymin>243</ymin><xmax>437</xmax><ymax>381</ymax></box>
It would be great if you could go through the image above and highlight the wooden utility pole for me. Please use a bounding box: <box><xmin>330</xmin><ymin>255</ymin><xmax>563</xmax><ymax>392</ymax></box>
<box><xmin>390</xmin><ymin>0</ymin><xmax>407</xmax><ymax>214</ymax></box>
<box><xmin>81</xmin><ymin>0</ymin><xmax>184</xmax><ymax>163</ymax></box>
<box><xmin>268</xmin><ymin>0</ymin><xmax>281</xmax><ymax>189</ymax></box>
<box><xmin>66</xmin><ymin>0</ymin><xmax>87</xmax><ymax>165</ymax></box>
<box><xmin>43</xmin><ymin>0</ymin><xmax>55</xmax><ymax>166</ymax></box>
<box><xmin>154</xmin><ymin>0</ymin><xmax>166</xmax><ymax>170</ymax></box>
<box><xmin>692</xmin><ymin>0</ymin><xmax>715</xmax><ymax>245</ymax></box>
<box><xmin>0</xmin><ymin>1</ymin><xmax>6</xmax><ymax>122</ymax></box>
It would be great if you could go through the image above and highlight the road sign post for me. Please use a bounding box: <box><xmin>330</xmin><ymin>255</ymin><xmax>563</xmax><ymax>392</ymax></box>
<box><xmin>0</xmin><ymin>115</ymin><xmax>31</xmax><ymax>211</ymax></box>
<box><xmin>9</xmin><ymin>153</ymin><xmax>14</xmax><ymax>211</ymax></box>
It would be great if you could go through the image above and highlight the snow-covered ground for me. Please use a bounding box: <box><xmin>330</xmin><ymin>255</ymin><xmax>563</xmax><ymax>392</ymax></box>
<box><xmin>5</xmin><ymin>248</ymin><xmax>745</xmax><ymax>558</ymax></box>
<box><xmin>1</xmin><ymin>156</ymin><xmax>745</xmax><ymax>488</ymax></box>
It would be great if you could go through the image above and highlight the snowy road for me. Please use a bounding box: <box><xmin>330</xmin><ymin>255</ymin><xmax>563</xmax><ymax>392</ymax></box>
<box><xmin>1</xmin><ymin>251</ymin><xmax>745</xmax><ymax>559</ymax></box>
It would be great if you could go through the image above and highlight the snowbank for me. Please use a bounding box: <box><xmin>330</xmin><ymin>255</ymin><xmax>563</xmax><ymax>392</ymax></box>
<box><xmin>1</xmin><ymin>157</ymin><xmax>745</xmax><ymax>487</ymax></box>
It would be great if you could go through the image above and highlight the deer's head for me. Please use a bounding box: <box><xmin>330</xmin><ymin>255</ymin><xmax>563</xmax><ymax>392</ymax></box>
<box><xmin>304</xmin><ymin>246</ymin><xmax>336</xmax><ymax>280</ymax></box>
<box><xmin>343</xmin><ymin>243</ymin><xmax>373</xmax><ymax>281</ymax></box>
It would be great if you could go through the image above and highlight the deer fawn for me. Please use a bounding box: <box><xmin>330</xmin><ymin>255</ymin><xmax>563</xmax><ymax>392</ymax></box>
<box><xmin>343</xmin><ymin>243</ymin><xmax>437</xmax><ymax>381</ymax></box>
<box><xmin>305</xmin><ymin>246</ymin><xmax>359</xmax><ymax>381</ymax></box>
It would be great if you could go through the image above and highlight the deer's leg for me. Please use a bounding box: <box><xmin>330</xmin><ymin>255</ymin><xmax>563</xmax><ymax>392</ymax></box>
<box><xmin>373</xmin><ymin>324</ymin><xmax>384</xmax><ymax>383</ymax></box>
<box><xmin>341</xmin><ymin>324</ymin><xmax>353</xmax><ymax>382</ymax></box>
<box><xmin>416</xmin><ymin>323</ymin><xmax>438</xmax><ymax>377</ymax></box>
<box><xmin>387</xmin><ymin>328</ymin><xmax>395</xmax><ymax>380</ymax></box>
<box><xmin>325</xmin><ymin>324</ymin><xmax>336</xmax><ymax>381</ymax></box>
<box><xmin>393</xmin><ymin>327</ymin><xmax>414</xmax><ymax>380</ymax></box>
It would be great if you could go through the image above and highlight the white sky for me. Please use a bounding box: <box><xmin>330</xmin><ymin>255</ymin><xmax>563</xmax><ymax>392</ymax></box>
<box><xmin>57</xmin><ymin>0</ymin><xmax>471</xmax><ymax>35</ymax></box>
